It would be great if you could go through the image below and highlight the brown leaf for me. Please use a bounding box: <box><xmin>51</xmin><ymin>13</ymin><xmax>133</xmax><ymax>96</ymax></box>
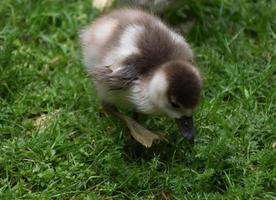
<box><xmin>32</xmin><ymin>109</ymin><xmax>60</xmax><ymax>129</ymax></box>
<box><xmin>92</xmin><ymin>0</ymin><xmax>113</xmax><ymax>10</ymax></box>
<box><xmin>161</xmin><ymin>191</ymin><xmax>170</xmax><ymax>200</ymax></box>
<box><xmin>272</xmin><ymin>141</ymin><xmax>276</xmax><ymax>149</ymax></box>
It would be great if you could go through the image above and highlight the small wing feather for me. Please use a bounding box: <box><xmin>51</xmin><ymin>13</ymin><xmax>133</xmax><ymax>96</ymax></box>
<box><xmin>89</xmin><ymin>64</ymin><xmax>138</xmax><ymax>90</ymax></box>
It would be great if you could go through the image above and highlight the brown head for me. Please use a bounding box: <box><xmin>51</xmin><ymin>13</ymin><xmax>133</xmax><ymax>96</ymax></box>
<box><xmin>148</xmin><ymin>60</ymin><xmax>202</xmax><ymax>142</ymax></box>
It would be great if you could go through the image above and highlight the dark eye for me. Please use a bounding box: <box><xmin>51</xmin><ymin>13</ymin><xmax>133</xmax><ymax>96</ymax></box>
<box><xmin>170</xmin><ymin>101</ymin><xmax>180</xmax><ymax>109</ymax></box>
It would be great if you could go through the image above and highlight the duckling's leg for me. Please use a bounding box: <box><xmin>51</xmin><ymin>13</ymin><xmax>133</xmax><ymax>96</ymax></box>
<box><xmin>101</xmin><ymin>102</ymin><xmax>167</xmax><ymax>148</ymax></box>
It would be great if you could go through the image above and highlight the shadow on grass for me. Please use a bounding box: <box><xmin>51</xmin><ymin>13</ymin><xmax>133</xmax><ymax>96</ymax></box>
<box><xmin>101</xmin><ymin>109</ymin><xmax>198</xmax><ymax>165</ymax></box>
<box><xmin>122</xmin><ymin>132</ymin><xmax>195</xmax><ymax>164</ymax></box>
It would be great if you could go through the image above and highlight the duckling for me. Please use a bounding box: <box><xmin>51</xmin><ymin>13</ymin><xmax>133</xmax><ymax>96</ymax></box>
<box><xmin>80</xmin><ymin>8</ymin><xmax>202</xmax><ymax>144</ymax></box>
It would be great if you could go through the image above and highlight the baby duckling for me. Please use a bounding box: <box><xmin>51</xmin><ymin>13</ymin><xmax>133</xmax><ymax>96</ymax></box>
<box><xmin>80</xmin><ymin>8</ymin><xmax>202</xmax><ymax>145</ymax></box>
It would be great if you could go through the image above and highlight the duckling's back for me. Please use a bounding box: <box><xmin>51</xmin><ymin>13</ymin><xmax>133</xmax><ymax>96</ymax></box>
<box><xmin>80</xmin><ymin>8</ymin><xmax>193</xmax><ymax>75</ymax></box>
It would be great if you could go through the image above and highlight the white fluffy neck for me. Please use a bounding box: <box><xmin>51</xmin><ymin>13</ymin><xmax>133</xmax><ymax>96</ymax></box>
<box><xmin>148</xmin><ymin>70</ymin><xmax>168</xmax><ymax>109</ymax></box>
<box><xmin>129</xmin><ymin>71</ymin><xmax>185</xmax><ymax>118</ymax></box>
<box><xmin>128</xmin><ymin>71</ymin><xmax>167</xmax><ymax>115</ymax></box>
<box><xmin>147</xmin><ymin>70</ymin><xmax>184</xmax><ymax>118</ymax></box>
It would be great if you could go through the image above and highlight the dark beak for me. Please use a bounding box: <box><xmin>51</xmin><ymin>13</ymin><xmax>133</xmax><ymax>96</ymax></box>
<box><xmin>176</xmin><ymin>116</ymin><xmax>195</xmax><ymax>143</ymax></box>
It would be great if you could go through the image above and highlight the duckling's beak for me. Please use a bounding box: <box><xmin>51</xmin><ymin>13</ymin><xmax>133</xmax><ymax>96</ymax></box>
<box><xmin>176</xmin><ymin>116</ymin><xmax>195</xmax><ymax>143</ymax></box>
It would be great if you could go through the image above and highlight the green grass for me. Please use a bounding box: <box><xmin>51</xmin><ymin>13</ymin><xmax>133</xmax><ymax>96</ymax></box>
<box><xmin>0</xmin><ymin>0</ymin><xmax>275</xmax><ymax>199</ymax></box>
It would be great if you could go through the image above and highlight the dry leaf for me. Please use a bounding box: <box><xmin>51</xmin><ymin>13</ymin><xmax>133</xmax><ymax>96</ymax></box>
<box><xmin>33</xmin><ymin>113</ymin><xmax>49</xmax><ymax>128</ymax></box>
<box><xmin>92</xmin><ymin>0</ymin><xmax>113</xmax><ymax>10</ymax></box>
<box><xmin>272</xmin><ymin>142</ymin><xmax>276</xmax><ymax>149</ymax></box>
<box><xmin>32</xmin><ymin>109</ymin><xmax>60</xmax><ymax>129</ymax></box>
<box><xmin>161</xmin><ymin>191</ymin><xmax>170</xmax><ymax>200</ymax></box>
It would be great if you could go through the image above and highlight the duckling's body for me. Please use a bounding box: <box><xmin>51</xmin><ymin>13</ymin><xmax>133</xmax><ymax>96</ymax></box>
<box><xmin>81</xmin><ymin>8</ymin><xmax>202</xmax><ymax>142</ymax></box>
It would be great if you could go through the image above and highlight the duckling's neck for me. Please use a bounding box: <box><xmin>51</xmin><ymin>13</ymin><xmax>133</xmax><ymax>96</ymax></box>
<box><xmin>128</xmin><ymin>70</ymin><xmax>168</xmax><ymax>115</ymax></box>
<box><xmin>128</xmin><ymin>79</ymin><xmax>155</xmax><ymax>115</ymax></box>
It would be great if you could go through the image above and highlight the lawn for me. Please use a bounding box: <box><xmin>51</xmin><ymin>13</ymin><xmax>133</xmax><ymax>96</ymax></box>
<box><xmin>0</xmin><ymin>0</ymin><xmax>275</xmax><ymax>199</ymax></box>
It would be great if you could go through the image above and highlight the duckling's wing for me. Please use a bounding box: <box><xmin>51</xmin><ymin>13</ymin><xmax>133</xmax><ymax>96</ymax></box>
<box><xmin>89</xmin><ymin>62</ymin><xmax>139</xmax><ymax>90</ymax></box>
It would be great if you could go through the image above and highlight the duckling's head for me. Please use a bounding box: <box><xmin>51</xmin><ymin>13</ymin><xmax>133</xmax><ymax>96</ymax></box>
<box><xmin>148</xmin><ymin>60</ymin><xmax>202</xmax><ymax>142</ymax></box>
